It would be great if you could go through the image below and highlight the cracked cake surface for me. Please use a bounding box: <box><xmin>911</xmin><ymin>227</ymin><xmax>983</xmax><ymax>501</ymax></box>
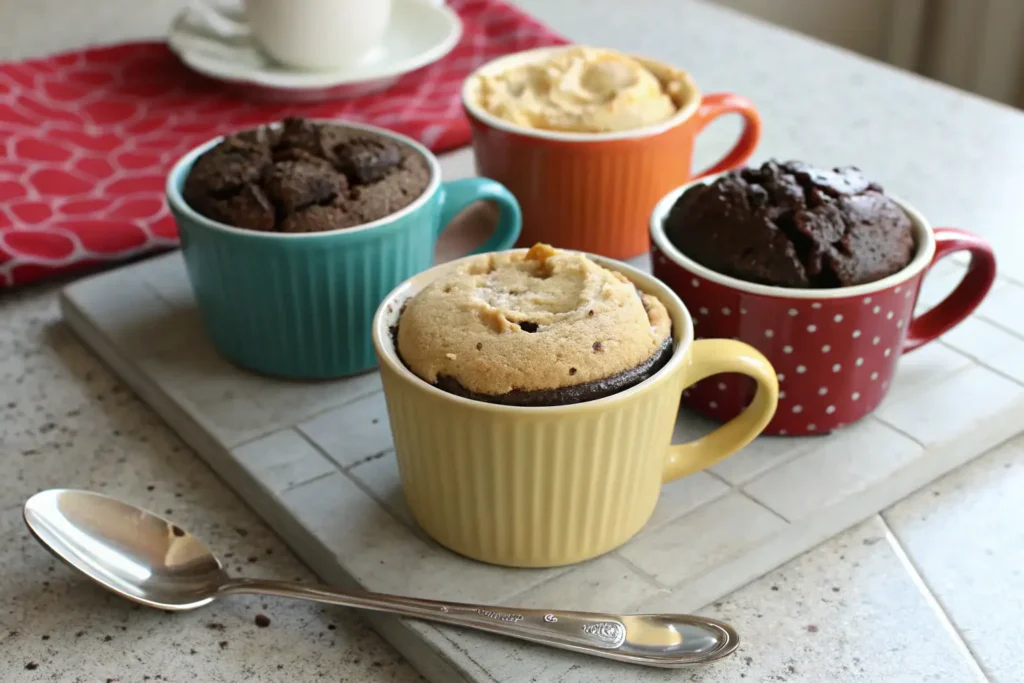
<box><xmin>664</xmin><ymin>160</ymin><xmax>916</xmax><ymax>288</ymax></box>
<box><xmin>182</xmin><ymin>117</ymin><xmax>431</xmax><ymax>233</ymax></box>
<box><xmin>396</xmin><ymin>244</ymin><xmax>673</xmax><ymax>405</ymax></box>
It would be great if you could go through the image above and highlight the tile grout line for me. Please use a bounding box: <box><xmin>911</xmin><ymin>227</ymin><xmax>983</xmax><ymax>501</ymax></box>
<box><xmin>737</xmin><ymin>487</ymin><xmax>792</xmax><ymax>524</ymax></box>
<box><xmin>993</xmin><ymin>271</ymin><xmax>1024</xmax><ymax>289</ymax></box>
<box><xmin>295</xmin><ymin>427</ymin><xmax>434</xmax><ymax>545</ymax></box>
<box><xmin>278</xmin><ymin>468</ymin><xmax>336</xmax><ymax>496</ymax></box>
<box><xmin>873</xmin><ymin>415</ymin><xmax>926</xmax><ymax>449</ymax></box>
<box><xmin>140</xmin><ymin>276</ymin><xmax>184</xmax><ymax>312</ymax></box>
<box><xmin>711</xmin><ymin>431</ymin><xmax>835</xmax><ymax>490</ymax></box>
<box><xmin>974</xmin><ymin>313</ymin><xmax>1024</xmax><ymax>344</ymax></box>
<box><xmin>227</xmin><ymin>385</ymin><xmax>383</xmax><ymax>453</ymax></box>
<box><xmin>872</xmin><ymin>356</ymin><xmax>985</xmax><ymax>450</ymax></box>
<box><xmin>879</xmin><ymin>516</ymin><xmax>992</xmax><ymax>683</ymax></box>
<box><xmin>613</xmin><ymin>552</ymin><xmax>671</xmax><ymax>592</ymax></box>
<box><xmin>937</xmin><ymin>339</ymin><xmax>1024</xmax><ymax>389</ymax></box>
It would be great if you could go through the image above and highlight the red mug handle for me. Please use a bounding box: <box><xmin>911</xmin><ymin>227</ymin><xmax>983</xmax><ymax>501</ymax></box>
<box><xmin>690</xmin><ymin>93</ymin><xmax>762</xmax><ymax>179</ymax></box>
<box><xmin>903</xmin><ymin>227</ymin><xmax>997</xmax><ymax>353</ymax></box>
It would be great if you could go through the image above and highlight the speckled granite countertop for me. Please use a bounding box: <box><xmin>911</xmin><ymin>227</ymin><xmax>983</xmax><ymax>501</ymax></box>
<box><xmin>3</xmin><ymin>1</ymin><xmax>1024</xmax><ymax>681</ymax></box>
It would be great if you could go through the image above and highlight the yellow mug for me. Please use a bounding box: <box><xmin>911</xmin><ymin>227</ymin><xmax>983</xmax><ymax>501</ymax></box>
<box><xmin>372</xmin><ymin>249</ymin><xmax>779</xmax><ymax>567</ymax></box>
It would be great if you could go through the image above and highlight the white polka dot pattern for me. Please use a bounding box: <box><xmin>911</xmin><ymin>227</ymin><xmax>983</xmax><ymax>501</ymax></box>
<box><xmin>649</xmin><ymin>244</ymin><xmax>924</xmax><ymax>436</ymax></box>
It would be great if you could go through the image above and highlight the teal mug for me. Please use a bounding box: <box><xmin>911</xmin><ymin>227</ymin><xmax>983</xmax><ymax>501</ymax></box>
<box><xmin>165</xmin><ymin>120</ymin><xmax>522</xmax><ymax>379</ymax></box>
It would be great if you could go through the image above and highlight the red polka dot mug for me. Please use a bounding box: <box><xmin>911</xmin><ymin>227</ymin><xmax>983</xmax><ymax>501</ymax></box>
<box><xmin>649</xmin><ymin>176</ymin><xmax>997</xmax><ymax>436</ymax></box>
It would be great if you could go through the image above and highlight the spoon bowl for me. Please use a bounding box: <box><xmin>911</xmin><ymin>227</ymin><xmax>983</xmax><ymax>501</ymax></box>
<box><xmin>24</xmin><ymin>488</ymin><xmax>740</xmax><ymax>668</ymax></box>
<box><xmin>24</xmin><ymin>489</ymin><xmax>227</xmax><ymax>610</ymax></box>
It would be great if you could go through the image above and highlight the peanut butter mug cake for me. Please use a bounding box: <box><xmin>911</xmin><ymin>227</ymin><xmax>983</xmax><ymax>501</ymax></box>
<box><xmin>395</xmin><ymin>243</ymin><xmax>673</xmax><ymax>406</ymax></box>
<box><xmin>476</xmin><ymin>46</ymin><xmax>688</xmax><ymax>134</ymax></box>
<box><xmin>372</xmin><ymin>243</ymin><xmax>779</xmax><ymax>566</ymax></box>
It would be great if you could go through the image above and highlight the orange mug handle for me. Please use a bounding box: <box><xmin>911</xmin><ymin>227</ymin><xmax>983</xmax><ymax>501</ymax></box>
<box><xmin>690</xmin><ymin>93</ymin><xmax>762</xmax><ymax>179</ymax></box>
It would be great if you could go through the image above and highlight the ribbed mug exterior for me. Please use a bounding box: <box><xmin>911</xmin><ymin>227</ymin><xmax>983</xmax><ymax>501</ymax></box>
<box><xmin>379</xmin><ymin>352</ymin><xmax>686</xmax><ymax>566</ymax></box>
<box><xmin>165</xmin><ymin>121</ymin><xmax>521</xmax><ymax>379</ymax></box>
<box><xmin>173</xmin><ymin>205</ymin><xmax>439</xmax><ymax>378</ymax></box>
<box><xmin>373</xmin><ymin>249</ymin><xmax>779</xmax><ymax>568</ymax></box>
<box><xmin>467</xmin><ymin>125</ymin><xmax>696</xmax><ymax>261</ymax></box>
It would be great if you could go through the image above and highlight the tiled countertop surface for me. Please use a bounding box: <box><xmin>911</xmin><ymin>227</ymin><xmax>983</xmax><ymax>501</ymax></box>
<box><xmin>2</xmin><ymin>1</ymin><xmax>1023</xmax><ymax>681</ymax></box>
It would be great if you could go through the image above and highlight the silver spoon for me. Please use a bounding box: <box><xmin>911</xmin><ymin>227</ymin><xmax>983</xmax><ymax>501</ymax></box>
<box><xmin>23</xmin><ymin>488</ymin><xmax>739</xmax><ymax>668</ymax></box>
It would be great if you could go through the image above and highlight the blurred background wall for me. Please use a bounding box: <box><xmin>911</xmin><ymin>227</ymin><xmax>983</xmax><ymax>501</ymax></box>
<box><xmin>713</xmin><ymin>0</ymin><xmax>1024</xmax><ymax>110</ymax></box>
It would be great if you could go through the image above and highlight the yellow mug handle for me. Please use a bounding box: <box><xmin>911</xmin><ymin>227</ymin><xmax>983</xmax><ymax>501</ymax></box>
<box><xmin>663</xmin><ymin>339</ymin><xmax>779</xmax><ymax>482</ymax></box>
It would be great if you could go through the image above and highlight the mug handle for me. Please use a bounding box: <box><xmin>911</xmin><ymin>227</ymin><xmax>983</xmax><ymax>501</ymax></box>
<box><xmin>437</xmin><ymin>178</ymin><xmax>523</xmax><ymax>255</ymax></box>
<box><xmin>186</xmin><ymin>2</ymin><xmax>251</xmax><ymax>38</ymax></box>
<box><xmin>689</xmin><ymin>93</ymin><xmax>762</xmax><ymax>180</ymax></box>
<box><xmin>663</xmin><ymin>339</ymin><xmax>779</xmax><ymax>482</ymax></box>
<box><xmin>903</xmin><ymin>227</ymin><xmax>997</xmax><ymax>353</ymax></box>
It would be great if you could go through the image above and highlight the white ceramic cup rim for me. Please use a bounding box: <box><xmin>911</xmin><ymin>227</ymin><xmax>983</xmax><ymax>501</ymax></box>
<box><xmin>649</xmin><ymin>173</ymin><xmax>938</xmax><ymax>300</ymax></box>
<box><xmin>372</xmin><ymin>248</ymin><xmax>695</xmax><ymax>413</ymax></box>
<box><xmin>242</xmin><ymin>0</ymin><xmax>393</xmax><ymax>70</ymax></box>
<box><xmin>164</xmin><ymin>118</ymin><xmax>441</xmax><ymax>240</ymax></box>
<box><xmin>460</xmin><ymin>45</ymin><xmax>702</xmax><ymax>143</ymax></box>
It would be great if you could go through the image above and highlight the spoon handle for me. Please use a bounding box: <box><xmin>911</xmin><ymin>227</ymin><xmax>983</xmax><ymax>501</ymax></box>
<box><xmin>218</xmin><ymin>578</ymin><xmax>737</xmax><ymax>667</ymax></box>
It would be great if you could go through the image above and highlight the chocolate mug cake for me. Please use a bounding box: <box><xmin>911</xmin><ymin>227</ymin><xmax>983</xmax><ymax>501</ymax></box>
<box><xmin>395</xmin><ymin>243</ymin><xmax>673</xmax><ymax>406</ymax></box>
<box><xmin>663</xmin><ymin>160</ymin><xmax>916</xmax><ymax>288</ymax></box>
<box><xmin>182</xmin><ymin>116</ymin><xmax>431</xmax><ymax>233</ymax></box>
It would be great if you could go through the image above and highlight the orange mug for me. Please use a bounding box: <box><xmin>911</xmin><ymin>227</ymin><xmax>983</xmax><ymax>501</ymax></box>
<box><xmin>461</xmin><ymin>46</ymin><xmax>762</xmax><ymax>260</ymax></box>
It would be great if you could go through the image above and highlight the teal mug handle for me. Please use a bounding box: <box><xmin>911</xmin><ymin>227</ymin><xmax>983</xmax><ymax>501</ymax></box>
<box><xmin>437</xmin><ymin>178</ymin><xmax>522</xmax><ymax>254</ymax></box>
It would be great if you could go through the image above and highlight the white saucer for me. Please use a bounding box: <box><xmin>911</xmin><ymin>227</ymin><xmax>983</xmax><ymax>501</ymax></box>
<box><xmin>167</xmin><ymin>0</ymin><xmax>463</xmax><ymax>102</ymax></box>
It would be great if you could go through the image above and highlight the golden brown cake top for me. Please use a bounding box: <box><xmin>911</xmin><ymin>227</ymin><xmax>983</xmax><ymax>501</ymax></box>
<box><xmin>396</xmin><ymin>244</ymin><xmax>672</xmax><ymax>396</ymax></box>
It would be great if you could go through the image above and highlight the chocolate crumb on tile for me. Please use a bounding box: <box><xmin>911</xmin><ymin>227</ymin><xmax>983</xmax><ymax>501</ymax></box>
<box><xmin>254</xmin><ymin>614</ymin><xmax>271</xmax><ymax>628</ymax></box>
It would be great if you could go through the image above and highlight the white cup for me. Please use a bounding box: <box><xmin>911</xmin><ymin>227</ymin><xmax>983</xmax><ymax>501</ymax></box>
<box><xmin>242</xmin><ymin>0</ymin><xmax>393</xmax><ymax>70</ymax></box>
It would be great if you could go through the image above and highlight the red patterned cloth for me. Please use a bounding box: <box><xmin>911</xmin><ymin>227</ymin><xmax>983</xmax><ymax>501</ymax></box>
<box><xmin>0</xmin><ymin>0</ymin><xmax>567</xmax><ymax>288</ymax></box>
